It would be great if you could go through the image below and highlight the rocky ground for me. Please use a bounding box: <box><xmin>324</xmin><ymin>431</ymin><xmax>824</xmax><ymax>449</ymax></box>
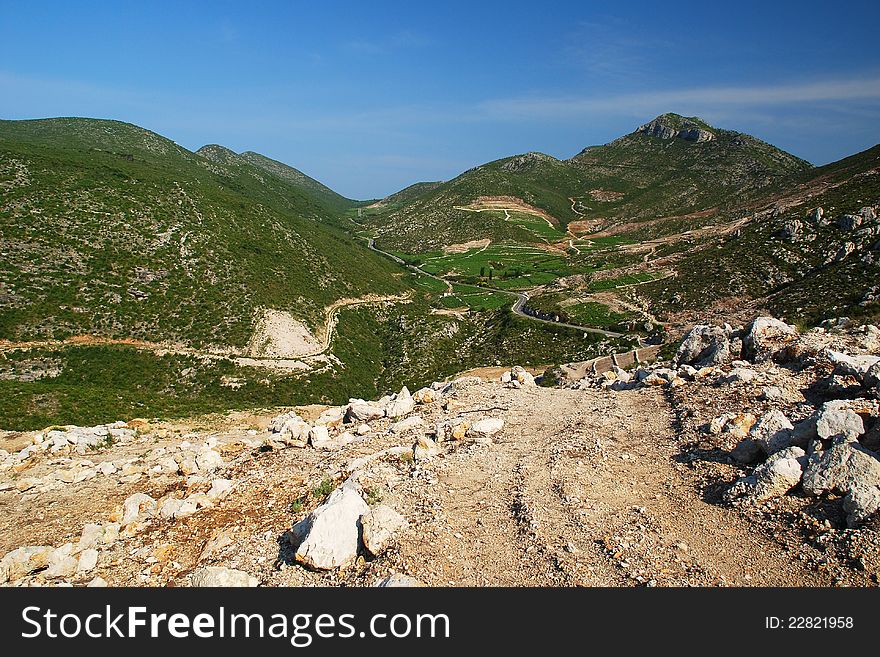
<box><xmin>1</xmin><ymin>317</ymin><xmax>878</xmax><ymax>587</ymax></box>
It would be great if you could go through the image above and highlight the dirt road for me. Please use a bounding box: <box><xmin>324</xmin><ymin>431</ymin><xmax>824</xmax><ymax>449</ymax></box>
<box><xmin>1</xmin><ymin>382</ymin><xmax>841</xmax><ymax>587</ymax></box>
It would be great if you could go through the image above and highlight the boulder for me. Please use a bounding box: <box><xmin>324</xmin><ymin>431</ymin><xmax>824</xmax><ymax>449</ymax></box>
<box><xmin>308</xmin><ymin>425</ymin><xmax>331</xmax><ymax>447</ymax></box>
<box><xmin>511</xmin><ymin>366</ymin><xmax>536</xmax><ymax>386</ymax></box>
<box><xmin>385</xmin><ymin>387</ymin><xmax>415</xmax><ymax>418</ymax></box>
<box><xmin>360</xmin><ymin>505</ymin><xmax>408</xmax><ymax>557</ymax></box>
<box><xmin>195</xmin><ymin>449</ymin><xmax>224</xmax><ymax>473</ymax></box>
<box><xmin>674</xmin><ymin>325</ymin><xmax>732</xmax><ymax>366</ymax></box>
<box><xmin>346</xmin><ymin>402</ymin><xmax>385</xmax><ymax>423</ymax></box>
<box><xmin>293</xmin><ymin>488</ymin><xmax>369</xmax><ymax>570</ymax></box>
<box><xmin>0</xmin><ymin>545</ymin><xmax>54</xmax><ymax>583</ymax></box>
<box><xmin>826</xmin><ymin>350</ymin><xmax>880</xmax><ymax>385</ymax></box>
<box><xmin>374</xmin><ymin>573</ymin><xmax>424</xmax><ymax>587</ymax></box>
<box><xmin>468</xmin><ymin>418</ymin><xmax>505</xmax><ymax>442</ymax></box>
<box><xmin>724</xmin><ymin>447</ymin><xmax>806</xmax><ymax>504</ymax></box>
<box><xmin>76</xmin><ymin>549</ymin><xmax>99</xmax><ymax>574</ymax></box>
<box><xmin>316</xmin><ymin>407</ymin><xmax>346</xmax><ymax>429</ymax></box>
<box><xmin>78</xmin><ymin>523</ymin><xmax>105</xmax><ymax>552</ymax></box>
<box><xmin>413</xmin><ymin>387</ymin><xmax>439</xmax><ymax>404</ymax></box>
<box><xmin>842</xmin><ymin>484</ymin><xmax>880</xmax><ymax>528</ymax></box>
<box><xmin>45</xmin><ymin>544</ymin><xmax>79</xmax><ymax>579</ymax></box>
<box><xmin>749</xmin><ymin>410</ymin><xmax>795</xmax><ymax>455</ymax></box>
<box><xmin>190</xmin><ymin>566</ymin><xmax>259</xmax><ymax>587</ymax></box>
<box><xmin>207</xmin><ymin>478</ymin><xmax>234</xmax><ymax>501</ymax></box>
<box><xmin>390</xmin><ymin>416</ymin><xmax>424</xmax><ymax>434</ymax></box>
<box><xmin>802</xmin><ymin>442</ymin><xmax>880</xmax><ymax>496</ymax></box>
<box><xmin>119</xmin><ymin>493</ymin><xmax>157</xmax><ymax>524</ymax></box>
<box><xmin>742</xmin><ymin>317</ymin><xmax>797</xmax><ymax>363</ymax></box>
<box><xmin>816</xmin><ymin>407</ymin><xmax>864</xmax><ymax>442</ymax></box>
<box><xmin>413</xmin><ymin>435</ymin><xmax>441</xmax><ymax>461</ymax></box>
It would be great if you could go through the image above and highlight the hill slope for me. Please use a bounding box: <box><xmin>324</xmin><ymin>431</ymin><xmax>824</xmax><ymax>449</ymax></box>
<box><xmin>367</xmin><ymin>113</ymin><xmax>810</xmax><ymax>252</ymax></box>
<box><xmin>0</xmin><ymin>118</ymin><xmax>408</xmax><ymax>348</ymax></box>
<box><xmin>638</xmin><ymin>142</ymin><xmax>880</xmax><ymax>327</ymax></box>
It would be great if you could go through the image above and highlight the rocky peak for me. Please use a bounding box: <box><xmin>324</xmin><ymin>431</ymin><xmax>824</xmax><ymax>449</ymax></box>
<box><xmin>638</xmin><ymin>113</ymin><xmax>715</xmax><ymax>143</ymax></box>
<box><xmin>196</xmin><ymin>143</ymin><xmax>243</xmax><ymax>165</ymax></box>
<box><xmin>500</xmin><ymin>151</ymin><xmax>557</xmax><ymax>172</ymax></box>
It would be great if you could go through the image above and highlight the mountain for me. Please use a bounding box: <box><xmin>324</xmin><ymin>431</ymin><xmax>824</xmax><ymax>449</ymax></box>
<box><xmin>367</xmin><ymin>113</ymin><xmax>810</xmax><ymax>253</ymax></box>
<box><xmin>0</xmin><ymin>118</ymin><xmax>408</xmax><ymax>348</ymax></box>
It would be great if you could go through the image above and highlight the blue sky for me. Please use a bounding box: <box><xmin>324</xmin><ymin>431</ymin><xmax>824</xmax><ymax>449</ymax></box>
<box><xmin>2</xmin><ymin>0</ymin><xmax>879</xmax><ymax>198</ymax></box>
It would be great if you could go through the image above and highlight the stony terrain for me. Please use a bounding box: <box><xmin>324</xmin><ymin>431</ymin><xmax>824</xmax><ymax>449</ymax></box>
<box><xmin>2</xmin><ymin>316</ymin><xmax>878</xmax><ymax>587</ymax></box>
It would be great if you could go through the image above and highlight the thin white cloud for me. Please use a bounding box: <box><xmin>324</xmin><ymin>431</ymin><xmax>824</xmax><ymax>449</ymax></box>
<box><xmin>478</xmin><ymin>76</ymin><xmax>880</xmax><ymax>121</ymax></box>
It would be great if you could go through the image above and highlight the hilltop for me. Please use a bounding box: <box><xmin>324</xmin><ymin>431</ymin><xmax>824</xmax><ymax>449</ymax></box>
<box><xmin>365</xmin><ymin>113</ymin><xmax>810</xmax><ymax>253</ymax></box>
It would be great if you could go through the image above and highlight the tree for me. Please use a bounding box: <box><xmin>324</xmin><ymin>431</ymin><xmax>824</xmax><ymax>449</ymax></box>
<box><xmin>488</xmin><ymin>269</ymin><xmax>493</xmax><ymax>280</ymax></box>
<box><xmin>480</xmin><ymin>266</ymin><xmax>486</xmax><ymax>277</ymax></box>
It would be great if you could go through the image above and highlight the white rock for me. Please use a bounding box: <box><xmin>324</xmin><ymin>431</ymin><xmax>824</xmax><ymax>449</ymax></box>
<box><xmin>469</xmin><ymin>418</ymin><xmax>504</xmax><ymax>438</ymax></box>
<box><xmin>190</xmin><ymin>566</ymin><xmax>259</xmax><ymax>587</ymax></box>
<box><xmin>360</xmin><ymin>505</ymin><xmax>408</xmax><ymax>557</ymax></box>
<box><xmin>0</xmin><ymin>545</ymin><xmax>54</xmax><ymax>583</ymax></box>
<box><xmin>346</xmin><ymin>403</ymin><xmax>385</xmax><ymax>423</ymax></box>
<box><xmin>78</xmin><ymin>523</ymin><xmax>104</xmax><ymax>551</ymax></box>
<box><xmin>294</xmin><ymin>488</ymin><xmax>369</xmax><ymax>570</ymax></box>
<box><xmin>306</xmin><ymin>425</ymin><xmax>329</xmax><ymax>447</ymax></box>
<box><xmin>45</xmin><ymin>544</ymin><xmax>78</xmax><ymax>579</ymax></box>
<box><xmin>413</xmin><ymin>435</ymin><xmax>441</xmax><ymax>461</ymax></box>
<box><xmin>385</xmin><ymin>387</ymin><xmax>416</xmax><ymax>418</ymax></box>
<box><xmin>76</xmin><ymin>549</ymin><xmax>99</xmax><ymax>573</ymax></box>
<box><xmin>87</xmin><ymin>576</ymin><xmax>108</xmax><ymax>587</ymax></box>
<box><xmin>195</xmin><ymin>450</ymin><xmax>224</xmax><ymax>473</ymax></box>
<box><xmin>121</xmin><ymin>493</ymin><xmax>157</xmax><ymax>524</ymax></box>
<box><xmin>356</xmin><ymin>423</ymin><xmax>372</xmax><ymax>436</ymax></box>
<box><xmin>207</xmin><ymin>478</ymin><xmax>234</xmax><ymax>500</ymax></box>
<box><xmin>374</xmin><ymin>573</ymin><xmax>424</xmax><ymax>587</ymax></box>
<box><xmin>390</xmin><ymin>416</ymin><xmax>424</xmax><ymax>434</ymax></box>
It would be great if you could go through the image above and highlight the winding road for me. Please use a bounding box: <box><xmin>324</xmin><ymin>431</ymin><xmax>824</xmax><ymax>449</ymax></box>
<box><xmin>366</xmin><ymin>238</ymin><xmax>625</xmax><ymax>339</ymax></box>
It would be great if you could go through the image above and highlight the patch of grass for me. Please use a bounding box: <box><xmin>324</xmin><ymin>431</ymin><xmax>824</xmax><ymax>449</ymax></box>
<box><xmin>311</xmin><ymin>477</ymin><xmax>336</xmax><ymax>500</ymax></box>
<box><xmin>365</xmin><ymin>486</ymin><xmax>383</xmax><ymax>506</ymax></box>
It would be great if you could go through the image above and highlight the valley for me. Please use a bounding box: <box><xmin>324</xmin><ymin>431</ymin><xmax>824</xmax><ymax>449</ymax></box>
<box><xmin>1</xmin><ymin>111</ymin><xmax>879</xmax><ymax>589</ymax></box>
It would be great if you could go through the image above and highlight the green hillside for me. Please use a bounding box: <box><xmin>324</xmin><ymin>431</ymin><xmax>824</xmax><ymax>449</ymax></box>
<box><xmin>638</xmin><ymin>143</ymin><xmax>880</xmax><ymax>326</ymax></box>
<box><xmin>367</xmin><ymin>113</ymin><xmax>811</xmax><ymax>252</ymax></box>
<box><xmin>0</xmin><ymin>118</ymin><xmax>408</xmax><ymax>347</ymax></box>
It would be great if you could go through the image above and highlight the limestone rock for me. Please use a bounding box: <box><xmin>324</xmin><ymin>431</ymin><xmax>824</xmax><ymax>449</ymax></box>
<box><xmin>802</xmin><ymin>442</ymin><xmax>880</xmax><ymax>496</ymax></box>
<box><xmin>816</xmin><ymin>406</ymin><xmax>864</xmax><ymax>442</ymax></box>
<box><xmin>468</xmin><ymin>418</ymin><xmax>505</xmax><ymax>443</ymax></box>
<box><xmin>76</xmin><ymin>549</ymin><xmax>99</xmax><ymax>573</ymax></box>
<box><xmin>360</xmin><ymin>505</ymin><xmax>408</xmax><ymax>557</ymax></box>
<box><xmin>308</xmin><ymin>425</ymin><xmax>331</xmax><ymax>447</ymax></box>
<box><xmin>413</xmin><ymin>435</ymin><xmax>441</xmax><ymax>461</ymax></box>
<box><xmin>207</xmin><ymin>478</ymin><xmax>234</xmax><ymax>501</ymax></box>
<box><xmin>45</xmin><ymin>544</ymin><xmax>79</xmax><ymax>579</ymax></box>
<box><xmin>385</xmin><ymin>387</ymin><xmax>416</xmax><ymax>418</ymax></box>
<box><xmin>195</xmin><ymin>449</ymin><xmax>224</xmax><ymax>473</ymax></box>
<box><xmin>293</xmin><ymin>488</ymin><xmax>369</xmax><ymax>570</ymax></box>
<box><xmin>374</xmin><ymin>573</ymin><xmax>424</xmax><ymax>587</ymax></box>
<box><xmin>725</xmin><ymin>447</ymin><xmax>806</xmax><ymax>504</ymax></box>
<box><xmin>674</xmin><ymin>325</ymin><xmax>732</xmax><ymax>366</ymax></box>
<box><xmin>0</xmin><ymin>545</ymin><xmax>54</xmax><ymax>583</ymax></box>
<box><xmin>742</xmin><ymin>317</ymin><xmax>797</xmax><ymax>363</ymax></box>
<box><xmin>750</xmin><ymin>410</ymin><xmax>794</xmax><ymax>455</ymax></box>
<box><xmin>842</xmin><ymin>484</ymin><xmax>880</xmax><ymax>528</ymax></box>
<box><xmin>413</xmin><ymin>387</ymin><xmax>439</xmax><ymax>404</ymax></box>
<box><xmin>119</xmin><ymin>493</ymin><xmax>157</xmax><ymax>524</ymax></box>
<box><xmin>390</xmin><ymin>416</ymin><xmax>424</xmax><ymax>434</ymax></box>
<box><xmin>346</xmin><ymin>401</ymin><xmax>385</xmax><ymax>423</ymax></box>
<box><xmin>191</xmin><ymin>566</ymin><xmax>259</xmax><ymax>587</ymax></box>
